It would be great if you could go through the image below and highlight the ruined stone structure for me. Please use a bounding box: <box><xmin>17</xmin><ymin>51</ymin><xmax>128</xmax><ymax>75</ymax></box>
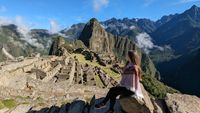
<box><xmin>0</xmin><ymin>55</ymin><xmax>117</xmax><ymax>100</ymax></box>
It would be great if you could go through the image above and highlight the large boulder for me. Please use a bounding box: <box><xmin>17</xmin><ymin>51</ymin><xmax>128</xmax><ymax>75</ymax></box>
<box><xmin>119</xmin><ymin>84</ymin><xmax>154</xmax><ymax>113</ymax></box>
<box><xmin>89</xmin><ymin>96</ymin><xmax>123</xmax><ymax>113</ymax></box>
<box><xmin>67</xmin><ymin>99</ymin><xmax>86</xmax><ymax>113</ymax></box>
<box><xmin>165</xmin><ymin>93</ymin><xmax>200</xmax><ymax>113</ymax></box>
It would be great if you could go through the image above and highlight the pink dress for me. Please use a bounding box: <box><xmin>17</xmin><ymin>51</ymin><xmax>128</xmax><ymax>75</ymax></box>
<box><xmin>120</xmin><ymin>62</ymin><xmax>144</xmax><ymax>99</ymax></box>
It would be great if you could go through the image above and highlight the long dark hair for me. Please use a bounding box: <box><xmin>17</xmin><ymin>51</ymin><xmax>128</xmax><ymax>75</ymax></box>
<box><xmin>128</xmin><ymin>50</ymin><xmax>141</xmax><ymax>66</ymax></box>
<box><xmin>128</xmin><ymin>49</ymin><xmax>142</xmax><ymax>79</ymax></box>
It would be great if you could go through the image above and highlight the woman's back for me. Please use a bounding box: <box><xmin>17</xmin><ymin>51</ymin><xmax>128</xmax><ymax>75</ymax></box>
<box><xmin>120</xmin><ymin>62</ymin><xmax>144</xmax><ymax>98</ymax></box>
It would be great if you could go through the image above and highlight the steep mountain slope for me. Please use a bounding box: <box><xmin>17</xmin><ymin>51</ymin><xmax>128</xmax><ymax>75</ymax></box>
<box><xmin>0</xmin><ymin>25</ymin><xmax>43</xmax><ymax>61</ymax></box>
<box><xmin>151</xmin><ymin>5</ymin><xmax>200</xmax><ymax>55</ymax></box>
<box><xmin>61</xmin><ymin>23</ymin><xmax>85</xmax><ymax>39</ymax></box>
<box><xmin>175</xmin><ymin>49</ymin><xmax>200</xmax><ymax>95</ymax></box>
<box><xmin>0</xmin><ymin>24</ymin><xmax>56</xmax><ymax>61</ymax></box>
<box><xmin>157</xmin><ymin>48</ymin><xmax>200</xmax><ymax>96</ymax></box>
<box><xmin>150</xmin><ymin>5</ymin><xmax>200</xmax><ymax>96</ymax></box>
<box><xmin>155</xmin><ymin>14</ymin><xmax>178</xmax><ymax>27</ymax></box>
<box><xmin>101</xmin><ymin>18</ymin><xmax>142</xmax><ymax>38</ymax></box>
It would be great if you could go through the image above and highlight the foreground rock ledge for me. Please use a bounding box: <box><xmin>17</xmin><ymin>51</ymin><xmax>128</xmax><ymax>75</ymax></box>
<box><xmin>120</xmin><ymin>84</ymin><xmax>154</xmax><ymax>113</ymax></box>
<box><xmin>165</xmin><ymin>93</ymin><xmax>200</xmax><ymax>113</ymax></box>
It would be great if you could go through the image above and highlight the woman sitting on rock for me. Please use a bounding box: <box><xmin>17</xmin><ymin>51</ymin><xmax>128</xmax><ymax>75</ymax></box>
<box><xmin>95</xmin><ymin>49</ymin><xmax>144</xmax><ymax>113</ymax></box>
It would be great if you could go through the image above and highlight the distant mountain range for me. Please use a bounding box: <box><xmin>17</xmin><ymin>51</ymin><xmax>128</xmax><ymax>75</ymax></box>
<box><xmin>0</xmin><ymin>5</ymin><xmax>200</xmax><ymax>96</ymax></box>
<box><xmin>150</xmin><ymin>5</ymin><xmax>200</xmax><ymax>96</ymax></box>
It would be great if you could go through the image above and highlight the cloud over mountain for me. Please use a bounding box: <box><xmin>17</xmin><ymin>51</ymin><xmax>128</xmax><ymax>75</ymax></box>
<box><xmin>49</xmin><ymin>19</ymin><xmax>60</xmax><ymax>34</ymax></box>
<box><xmin>135</xmin><ymin>32</ymin><xmax>163</xmax><ymax>54</ymax></box>
<box><xmin>0</xmin><ymin>16</ymin><xmax>44</xmax><ymax>48</ymax></box>
<box><xmin>92</xmin><ymin>0</ymin><xmax>109</xmax><ymax>12</ymax></box>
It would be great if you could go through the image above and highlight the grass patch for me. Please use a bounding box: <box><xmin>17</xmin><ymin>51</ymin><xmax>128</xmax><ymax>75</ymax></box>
<box><xmin>84</xmin><ymin>96</ymin><xmax>92</xmax><ymax>104</ymax></box>
<box><xmin>95</xmin><ymin>75</ymin><xmax>105</xmax><ymax>88</ymax></box>
<box><xmin>0</xmin><ymin>101</ymin><xmax>5</xmax><ymax>109</ymax></box>
<box><xmin>2</xmin><ymin>99</ymin><xmax>17</xmax><ymax>109</ymax></box>
<box><xmin>36</xmin><ymin>97</ymin><xmax>44</xmax><ymax>102</ymax></box>
<box><xmin>102</xmin><ymin>67</ymin><xmax>120</xmax><ymax>80</ymax></box>
<box><xmin>16</xmin><ymin>96</ymin><xmax>31</xmax><ymax>100</ymax></box>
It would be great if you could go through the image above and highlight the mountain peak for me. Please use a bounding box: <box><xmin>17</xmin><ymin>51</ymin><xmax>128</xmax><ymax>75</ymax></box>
<box><xmin>191</xmin><ymin>5</ymin><xmax>198</xmax><ymax>9</ymax></box>
<box><xmin>89</xmin><ymin>18</ymin><xmax>99</xmax><ymax>24</ymax></box>
<box><xmin>181</xmin><ymin>5</ymin><xmax>200</xmax><ymax>21</ymax></box>
<box><xmin>188</xmin><ymin>5</ymin><xmax>200</xmax><ymax>13</ymax></box>
<box><xmin>79</xmin><ymin>18</ymin><xmax>106</xmax><ymax>48</ymax></box>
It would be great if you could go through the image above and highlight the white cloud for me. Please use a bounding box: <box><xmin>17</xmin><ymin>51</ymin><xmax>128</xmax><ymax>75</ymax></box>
<box><xmin>93</xmin><ymin>0</ymin><xmax>109</xmax><ymax>12</ymax></box>
<box><xmin>144</xmin><ymin>0</ymin><xmax>155</xmax><ymax>7</ymax></box>
<box><xmin>49</xmin><ymin>19</ymin><xmax>60</xmax><ymax>34</ymax></box>
<box><xmin>0</xmin><ymin>16</ymin><xmax>44</xmax><ymax>48</ymax></box>
<box><xmin>0</xmin><ymin>6</ymin><xmax>7</xmax><ymax>12</ymax></box>
<box><xmin>49</xmin><ymin>19</ymin><xmax>73</xmax><ymax>38</ymax></box>
<box><xmin>179</xmin><ymin>0</ymin><xmax>200</xmax><ymax>3</ymax></box>
<box><xmin>130</xmin><ymin>25</ymin><xmax>136</xmax><ymax>30</ymax></box>
<box><xmin>135</xmin><ymin>32</ymin><xmax>163</xmax><ymax>54</ymax></box>
<box><xmin>76</xmin><ymin>16</ymin><xmax>84</xmax><ymax>22</ymax></box>
<box><xmin>15</xmin><ymin>16</ymin><xmax>44</xmax><ymax>48</ymax></box>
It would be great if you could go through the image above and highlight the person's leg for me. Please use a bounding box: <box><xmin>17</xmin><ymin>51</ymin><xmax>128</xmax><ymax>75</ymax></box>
<box><xmin>108</xmin><ymin>87</ymin><xmax>134</xmax><ymax>111</ymax></box>
<box><xmin>95</xmin><ymin>87</ymin><xmax>119</xmax><ymax>109</ymax></box>
<box><xmin>95</xmin><ymin>87</ymin><xmax>134</xmax><ymax>111</ymax></box>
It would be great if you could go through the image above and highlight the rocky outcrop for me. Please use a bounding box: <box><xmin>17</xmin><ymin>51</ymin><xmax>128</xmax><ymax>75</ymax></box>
<box><xmin>49</xmin><ymin>36</ymin><xmax>68</xmax><ymax>56</ymax></box>
<box><xmin>79</xmin><ymin>18</ymin><xmax>115</xmax><ymax>54</ymax></box>
<box><xmin>165</xmin><ymin>93</ymin><xmax>200</xmax><ymax>113</ymax></box>
<box><xmin>120</xmin><ymin>84</ymin><xmax>154</xmax><ymax>113</ymax></box>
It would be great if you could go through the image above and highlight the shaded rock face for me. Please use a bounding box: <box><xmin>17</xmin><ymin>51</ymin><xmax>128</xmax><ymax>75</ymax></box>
<box><xmin>114</xmin><ymin>36</ymin><xmax>135</xmax><ymax>61</ymax></box>
<box><xmin>49</xmin><ymin>36</ymin><xmax>68</xmax><ymax>56</ymax></box>
<box><xmin>165</xmin><ymin>93</ymin><xmax>200</xmax><ymax>113</ymax></box>
<box><xmin>79</xmin><ymin>18</ymin><xmax>115</xmax><ymax>53</ymax></box>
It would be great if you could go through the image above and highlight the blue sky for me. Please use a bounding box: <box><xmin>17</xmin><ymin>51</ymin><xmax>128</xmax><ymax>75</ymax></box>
<box><xmin>0</xmin><ymin>0</ymin><xmax>200</xmax><ymax>30</ymax></box>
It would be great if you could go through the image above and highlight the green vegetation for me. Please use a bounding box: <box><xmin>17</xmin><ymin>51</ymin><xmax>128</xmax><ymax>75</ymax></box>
<box><xmin>61</xmin><ymin>100</ymin><xmax>71</xmax><ymax>105</ymax></box>
<box><xmin>95</xmin><ymin>75</ymin><xmax>105</xmax><ymax>88</ymax></box>
<box><xmin>141</xmin><ymin>75</ymin><xmax>180</xmax><ymax>99</ymax></box>
<box><xmin>0</xmin><ymin>99</ymin><xmax>17</xmax><ymax>109</ymax></box>
<box><xmin>84</xmin><ymin>96</ymin><xmax>92</xmax><ymax>104</ymax></box>
<box><xmin>36</xmin><ymin>97</ymin><xmax>44</xmax><ymax>102</ymax></box>
<box><xmin>0</xmin><ymin>25</ymin><xmax>50</xmax><ymax>62</ymax></box>
<box><xmin>0</xmin><ymin>101</ymin><xmax>4</xmax><ymax>109</ymax></box>
<box><xmin>16</xmin><ymin>96</ymin><xmax>31</xmax><ymax>100</ymax></box>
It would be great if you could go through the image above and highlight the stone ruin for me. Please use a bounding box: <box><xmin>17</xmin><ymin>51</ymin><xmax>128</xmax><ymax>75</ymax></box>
<box><xmin>0</xmin><ymin>55</ymin><xmax>118</xmax><ymax>99</ymax></box>
<box><xmin>0</xmin><ymin>54</ymin><xmax>121</xmax><ymax>112</ymax></box>
<box><xmin>74</xmin><ymin>48</ymin><xmax>118</xmax><ymax>67</ymax></box>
